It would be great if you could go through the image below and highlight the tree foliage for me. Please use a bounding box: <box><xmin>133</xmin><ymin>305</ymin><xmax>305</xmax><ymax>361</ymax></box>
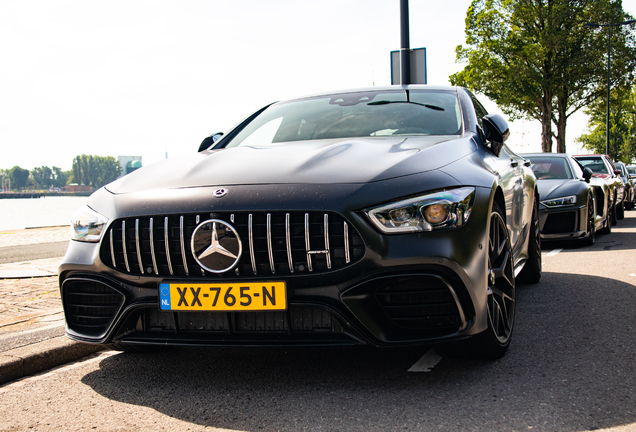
<box><xmin>9</xmin><ymin>166</ymin><xmax>29</xmax><ymax>190</ymax></box>
<box><xmin>577</xmin><ymin>82</ymin><xmax>636</xmax><ymax>162</ymax></box>
<box><xmin>71</xmin><ymin>155</ymin><xmax>122</xmax><ymax>189</ymax></box>
<box><xmin>450</xmin><ymin>0</ymin><xmax>636</xmax><ymax>153</ymax></box>
<box><xmin>31</xmin><ymin>166</ymin><xmax>71</xmax><ymax>189</ymax></box>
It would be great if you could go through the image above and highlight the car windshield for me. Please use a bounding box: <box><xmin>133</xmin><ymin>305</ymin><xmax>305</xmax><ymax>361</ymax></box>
<box><xmin>528</xmin><ymin>157</ymin><xmax>574</xmax><ymax>180</ymax></box>
<box><xmin>628</xmin><ymin>166</ymin><xmax>636</xmax><ymax>175</ymax></box>
<box><xmin>224</xmin><ymin>89</ymin><xmax>463</xmax><ymax>148</ymax></box>
<box><xmin>576</xmin><ymin>157</ymin><xmax>610</xmax><ymax>175</ymax></box>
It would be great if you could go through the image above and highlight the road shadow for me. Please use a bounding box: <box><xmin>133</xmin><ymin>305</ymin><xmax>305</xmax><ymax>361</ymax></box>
<box><xmin>82</xmin><ymin>272</ymin><xmax>636</xmax><ymax>431</ymax></box>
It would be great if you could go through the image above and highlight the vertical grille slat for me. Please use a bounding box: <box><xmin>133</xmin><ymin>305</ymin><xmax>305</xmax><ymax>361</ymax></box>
<box><xmin>102</xmin><ymin>211</ymin><xmax>364</xmax><ymax>278</ymax></box>
<box><xmin>344</xmin><ymin>222</ymin><xmax>351</xmax><ymax>264</ymax></box>
<box><xmin>304</xmin><ymin>213</ymin><xmax>313</xmax><ymax>272</ymax></box>
<box><xmin>149</xmin><ymin>218</ymin><xmax>159</xmax><ymax>275</ymax></box>
<box><xmin>164</xmin><ymin>217</ymin><xmax>174</xmax><ymax>276</ymax></box>
<box><xmin>122</xmin><ymin>220</ymin><xmax>130</xmax><ymax>273</ymax></box>
<box><xmin>135</xmin><ymin>219</ymin><xmax>143</xmax><ymax>274</ymax></box>
<box><xmin>324</xmin><ymin>214</ymin><xmax>332</xmax><ymax>270</ymax></box>
<box><xmin>180</xmin><ymin>216</ymin><xmax>189</xmax><ymax>276</ymax></box>
<box><xmin>249</xmin><ymin>214</ymin><xmax>257</xmax><ymax>275</ymax></box>
<box><xmin>266</xmin><ymin>213</ymin><xmax>275</xmax><ymax>274</ymax></box>
<box><xmin>285</xmin><ymin>213</ymin><xmax>294</xmax><ymax>273</ymax></box>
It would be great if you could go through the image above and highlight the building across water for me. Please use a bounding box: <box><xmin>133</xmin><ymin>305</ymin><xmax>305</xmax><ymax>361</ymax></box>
<box><xmin>118</xmin><ymin>156</ymin><xmax>142</xmax><ymax>177</ymax></box>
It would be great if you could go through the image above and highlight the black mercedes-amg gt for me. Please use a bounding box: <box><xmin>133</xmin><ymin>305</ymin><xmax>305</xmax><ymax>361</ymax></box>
<box><xmin>61</xmin><ymin>85</ymin><xmax>541</xmax><ymax>359</ymax></box>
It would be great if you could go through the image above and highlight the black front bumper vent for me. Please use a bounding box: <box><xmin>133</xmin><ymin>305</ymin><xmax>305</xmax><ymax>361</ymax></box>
<box><xmin>63</xmin><ymin>280</ymin><xmax>125</xmax><ymax>337</ymax></box>
<box><xmin>375</xmin><ymin>276</ymin><xmax>463</xmax><ymax>333</ymax></box>
<box><xmin>543</xmin><ymin>211</ymin><xmax>577</xmax><ymax>234</ymax></box>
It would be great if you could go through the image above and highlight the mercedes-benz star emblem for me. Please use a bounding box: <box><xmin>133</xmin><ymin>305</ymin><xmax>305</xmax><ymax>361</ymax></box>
<box><xmin>213</xmin><ymin>188</ymin><xmax>228</xmax><ymax>198</ymax></box>
<box><xmin>191</xmin><ymin>219</ymin><xmax>242</xmax><ymax>273</ymax></box>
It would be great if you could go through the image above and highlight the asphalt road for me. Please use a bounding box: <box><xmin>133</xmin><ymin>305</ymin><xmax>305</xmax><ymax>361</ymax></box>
<box><xmin>1</xmin><ymin>214</ymin><xmax>636</xmax><ymax>431</ymax></box>
<box><xmin>0</xmin><ymin>241</ymin><xmax>68</xmax><ymax>264</ymax></box>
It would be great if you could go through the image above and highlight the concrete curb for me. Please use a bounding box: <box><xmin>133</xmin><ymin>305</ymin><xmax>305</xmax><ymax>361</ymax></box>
<box><xmin>0</xmin><ymin>336</ymin><xmax>105</xmax><ymax>385</ymax></box>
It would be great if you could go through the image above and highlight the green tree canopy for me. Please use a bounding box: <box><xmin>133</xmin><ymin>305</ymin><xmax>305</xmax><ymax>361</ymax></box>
<box><xmin>450</xmin><ymin>0</ymin><xmax>636</xmax><ymax>153</ymax></box>
<box><xmin>71</xmin><ymin>155</ymin><xmax>122</xmax><ymax>189</ymax></box>
<box><xmin>31</xmin><ymin>166</ymin><xmax>71</xmax><ymax>189</ymax></box>
<box><xmin>9</xmin><ymin>166</ymin><xmax>29</xmax><ymax>190</ymax></box>
<box><xmin>577</xmin><ymin>82</ymin><xmax>636</xmax><ymax>162</ymax></box>
<box><xmin>31</xmin><ymin>166</ymin><xmax>53</xmax><ymax>189</ymax></box>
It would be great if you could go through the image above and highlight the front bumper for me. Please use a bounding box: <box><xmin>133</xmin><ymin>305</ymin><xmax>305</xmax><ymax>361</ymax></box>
<box><xmin>59</xmin><ymin>187</ymin><xmax>494</xmax><ymax>348</ymax></box>
<box><xmin>538</xmin><ymin>204</ymin><xmax>587</xmax><ymax>241</ymax></box>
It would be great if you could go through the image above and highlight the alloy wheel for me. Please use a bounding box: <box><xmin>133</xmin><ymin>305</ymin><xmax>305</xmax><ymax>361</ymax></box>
<box><xmin>487</xmin><ymin>209</ymin><xmax>516</xmax><ymax>344</ymax></box>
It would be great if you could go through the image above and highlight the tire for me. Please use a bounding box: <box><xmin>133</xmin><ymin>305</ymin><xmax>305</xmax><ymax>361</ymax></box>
<box><xmin>617</xmin><ymin>201</ymin><xmax>625</xmax><ymax>220</ymax></box>
<box><xmin>517</xmin><ymin>198</ymin><xmax>541</xmax><ymax>284</ymax></box>
<box><xmin>600</xmin><ymin>198</ymin><xmax>613</xmax><ymax>234</ymax></box>
<box><xmin>461</xmin><ymin>202</ymin><xmax>516</xmax><ymax>359</ymax></box>
<box><xmin>581</xmin><ymin>195</ymin><xmax>596</xmax><ymax>246</ymax></box>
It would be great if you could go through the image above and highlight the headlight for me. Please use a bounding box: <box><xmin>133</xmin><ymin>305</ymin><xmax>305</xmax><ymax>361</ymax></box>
<box><xmin>541</xmin><ymin>195</ymin><xmax>576</xmax><ymax>208</ymax></box>
<box><xmin>366</xmin><ymin>187</ymin><xmax>475</xmax><ymax>234</ymax></box>
<box><xmin>70</xmin><ymin>206</ymin><xmax>109</xmax><ymax>242</ymax></box>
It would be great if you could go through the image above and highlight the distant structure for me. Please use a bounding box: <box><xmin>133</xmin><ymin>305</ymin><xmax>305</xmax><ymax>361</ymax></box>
<box><xmin>118</xmin><ymin>156</ymin><xmax>142</xmax><ymax>178</ymax></box>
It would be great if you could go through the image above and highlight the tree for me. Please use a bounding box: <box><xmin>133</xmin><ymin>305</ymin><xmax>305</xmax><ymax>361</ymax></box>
<box><xmin>52</xmin><ymin>166</ymin><xmax>70</xmax><ymax>188</ymax></box>
<box><xmin>450</xmin><ymin>0</ymin><xmax>636</xmax><ymax>153</ymax></box>
<box><xmin>577</xmin><ymin>82</ymin><xmax>636</xmax><ymax>162</ymax></box>
<box><xmin>31</xmin><ymin>166</ymin><xmax>71</xmax><ymax>189</ymax></box>
<box><xmin>31</xmin><ymin>166</ymin><xmax>54</xmax><ymax>189</ymax></box>
<box><xmin>71</xmin><ymin>155</ymin><xmax>121</xmax><ymax>188</ymax></box>
<box><xmin>9</xmin><ymin>166</ymin><xmax>29</xmax><ymax>190</ymax></box>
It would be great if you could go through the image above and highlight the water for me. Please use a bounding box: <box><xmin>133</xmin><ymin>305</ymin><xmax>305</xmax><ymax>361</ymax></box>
<box><xmin>0</xmin><ymin>196</ymin><xmax>88</xmax><ymax>231</ymax></box>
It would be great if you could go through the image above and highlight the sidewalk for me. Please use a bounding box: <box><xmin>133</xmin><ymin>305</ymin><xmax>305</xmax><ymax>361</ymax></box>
<box><xmin>0</xmin><ymin>227</ymin><xmax>104</xmax><ymax>384</ymax></box>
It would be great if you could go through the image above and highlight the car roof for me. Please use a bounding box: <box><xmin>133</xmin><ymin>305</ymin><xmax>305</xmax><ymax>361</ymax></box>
<box><xmin>521</xmin><ymin>153</ymin><xmax>570</xmax><ymax>158</ymax></box>
<box><xmin>282</xmin><ymin>85</ymin><xmax>461</xmax><ymax>102</ymax></box>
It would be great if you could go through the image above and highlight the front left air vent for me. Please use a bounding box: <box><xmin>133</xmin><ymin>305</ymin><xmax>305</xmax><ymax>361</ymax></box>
<box><xmin>63</xmin><ymin>280</ymin><xmax>125</xmax><ymax>337</ymax></box>
<box><xmin>100</xmin><ymin>212</ymin><xmax>365</xmax><ymax>278</ymax></box>
<box><xmin>375</xmin><ymin>276</ymin><xmax>463</xmax><ymax>334</ymax></box>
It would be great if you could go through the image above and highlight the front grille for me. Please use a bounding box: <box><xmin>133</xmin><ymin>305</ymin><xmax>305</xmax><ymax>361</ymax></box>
<box><xmin>543</xmin><ymin>211</ymin><xmax>576</xmax><ymax>234</ymax></box>
<box><xmin>375</xmin><ymin>276</ymin><xmax>462</xmax><ymax>332</ymax></box>
<box><xmin>64</xmin><ymin>280</ymin><xmax>125</xmax><ymax>337</ymax></box>
<box><xmin>100</xmin><ymin>211</ymin><xmax>364</xmax><ymax>278</ymax></box>
<box><xmin>143</xmin><ymin>306</ymin><xmax>344</xmax><ymax>333</ymax></box>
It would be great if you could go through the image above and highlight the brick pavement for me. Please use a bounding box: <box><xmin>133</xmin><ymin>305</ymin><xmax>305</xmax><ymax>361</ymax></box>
<box><xmin>0</xmin><ymin>227</ymin><xmax>105</xmax><ymax>383</ymax></box>
<box><xmin>0</xmin><ymin>228</ymin><xmax>67</xmax><ymax>338</ymax></box>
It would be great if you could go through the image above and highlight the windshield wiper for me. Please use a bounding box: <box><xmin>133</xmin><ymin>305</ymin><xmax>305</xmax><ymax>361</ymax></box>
<box><xmin>367</xmin><ymin>100</ymin><xmax>445</xmax><ymax>111</ymax></box>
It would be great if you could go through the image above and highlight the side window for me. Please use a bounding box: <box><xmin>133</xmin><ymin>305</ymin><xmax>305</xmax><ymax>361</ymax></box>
<box><xmin>571</xmin><ymin>159</ymin><xmax>584</xmax><ymax>179</ymax></box>
<box><xmin>470</xmin><ymin>94</ymin><xmax>489</xmax><ymax>129</ymax></box>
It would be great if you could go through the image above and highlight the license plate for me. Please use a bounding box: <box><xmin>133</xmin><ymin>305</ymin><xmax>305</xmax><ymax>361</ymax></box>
<box><xmin>159</xmin><ymin>282</ymin><xmax>287</xmax><ymax>312</ymax></box>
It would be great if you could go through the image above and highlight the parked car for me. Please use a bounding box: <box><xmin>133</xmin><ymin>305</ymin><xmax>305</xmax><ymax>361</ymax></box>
<box><xmin>626</xmin><ymin>165</ymin><xmax>636</xmax><ymax>178</ymax></box>
<box><xmin>615</xmin><ymin>161</ymin><xmax>635</xmax><ymax>210</ymax></box>
<box><xmin>574</xmin><ymin>154</ymin><xmax>625</xmax><ymax>223</ymax></box>
<box><xmin>61</xmin><ymin>85</ymin><xmax>541</xmax><ymax>359</ymax></box>
<box><xmin>522</xmin><ymin>153</ymin><xmax>611</xmax><ymax>245</ymax></box>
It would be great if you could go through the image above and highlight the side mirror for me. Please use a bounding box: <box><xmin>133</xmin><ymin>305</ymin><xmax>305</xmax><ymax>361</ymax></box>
<box><xmin>482</xmin><ymin>114</ymin><xmax>510</xmax><ymax>157</ymax></box>
<box><xmin>614</xmin><ymin>169</ymin><xmax>622</xmax><ymax>176</ymax></box>
<box><xmin>198</xmin><ymin>132</ymin><xmax>224</xmax><ymax>152</ymax></box>
<box><xmin>582</xmin><ymin>167</ymin><xmax>593</xmax><ymax>183</ymax></box>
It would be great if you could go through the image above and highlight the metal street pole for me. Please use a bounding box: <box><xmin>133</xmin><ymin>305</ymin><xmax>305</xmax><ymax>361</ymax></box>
<box><xmin>400</xmin><ymin>0</ymin><xmax>410</xmax><ymax>85</ymax></box>
<box><xmin>606</xmin><ymin>24</ymin><xmax>611</xmax><ymax>156</ymax></box>
<box><xmin>585</xmin><ymin>20</ymin><xmax>636</xmax><ymax>157</ymax></box>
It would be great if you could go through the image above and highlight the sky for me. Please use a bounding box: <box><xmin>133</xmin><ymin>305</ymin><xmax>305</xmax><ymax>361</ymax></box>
<box><xmin>1</xmin><ymin>0</ymin><xmax>635</xmax><ymax>172</ymax></box>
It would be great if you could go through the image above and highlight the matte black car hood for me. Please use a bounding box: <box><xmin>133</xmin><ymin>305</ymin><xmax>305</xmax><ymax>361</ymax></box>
<box><xmin>106</xmin><ymin>136</ymin><xmax>475</xmax><ymax>194</ymax></box>
<box><xmin>536</xmin><ymin>179</ymin><xmax>582</xmax><ymax>199</ymax></box>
